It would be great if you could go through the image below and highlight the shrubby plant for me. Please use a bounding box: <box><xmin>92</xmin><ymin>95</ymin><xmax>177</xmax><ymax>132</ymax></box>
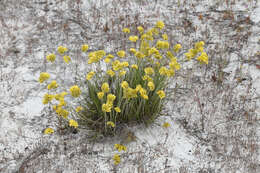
<box><xmin>39</xmin><ymin>21</ymin><xmax>208</xmax><ymax>137</ymax></box>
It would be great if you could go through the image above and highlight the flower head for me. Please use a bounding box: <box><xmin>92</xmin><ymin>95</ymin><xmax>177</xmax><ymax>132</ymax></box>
<box><xmin>47</xmin><ymin>80</ymin><xmax>58</xmax><ymax>90</ymax></box>
<box><xmin>113</xmin><ymin>154</ymin><xmax>120</xmax><ymax>165</ymax></box>
<box><xmin>76</xmin><ymin>106</ymin><xmax>83</xmax><ymax>112</ymax></box>
<box><xmin>163</xmin><ymin>122</ymin><xmax>170</xmax><ymax>128</ymax></box>
<box><xmin>117</xmin><ymin>50</ymin><xmax>126</xmax><ymax>58</ymax></box>
<box><xmin>69</xmin><ymin>119</ymin><xmax>78</xmax><ymax>128</ymax></box>
<box><xmin>129</xmin><ymin>35</ymin><xmax>139</xmax><ymax>42</ymax></box>
<box><xmin>97</xmin><ymin>92</ymin><xmax>104</xmax><ymax>99</ymax></box>
<box><xmin>86</xmin><ymin>71</ymin><xmax>95</xmax><ymax>80</ymax></box>
<box><xmin>147</xmin><ymin>81</ymin><xmax>155</xmax><ymax>91</ymax></box>
<box><xmin>46</xmin><ymin>53</ymin><xmax>56</xmax><ymax>62</ymax></box>
<box><xmin>106</xmin><ymin>69</ymin><xmax>115</xmax><ymax>77</ymax></box>
<box><xmin>157</xmin><ymin>90</ymin><xmax>165</xmax><ymax>99</ymax></box>
<box><xmin>114</xmin><ymin>144</ymin><xmax>127</xmax><ymax>152</ymax></box>
<box><xmin>162</xmin><ymin>33</ymin><xmax>168</xmax><ymax>40</ymax></box>
<box><xmin>57</xmin><ymin>46</ymin><xmax>68</xmax><ymax>55</ymax></box>
<box><xmin>114</xmin><ymin>107</ymin><xmax>121</xmax><ymax>113</ymax></box>
<box><xmin>121</xmin><ymin>81</ymin><xmax>129</xmax><ymax>89</ymax></box>
<box><xmin>70</xmin><ymin>85</ymin><xmax>81</xmax><ymax>97</ymax></box>
<box><xmin>81</xmin><ymin>44</ymin><xmax>89</xmax><ymax>52</ymax></box>
<box><xmin>102</xmin><ymin>103</ymin><xmax>112</xmax><ymax>112</ymax></box>
<box><xmin>63</xmin><ymin>55</ymin><xmax>71</xmax><ymax>64</ymax></box>
<box><xmin>131</xmin><ymin>64</ymin><xmax>138</xmax><ymax>69</ymax></box>
<box><xmin>44</xmin><ymin>128</ymin><xmax>54</xmax><ymax>135</ymax></box>
<box><xmin>122</xmin><ymin>28</ymin><xmax>130</xmax><ymax>33</ymax></box>
<box><xmin>197</xmin><ymin>52</ymin><xmax>208</xmax><ymax>64</ymax></box>
<box><xmin>107</xmin><ymin>121</ymin><xmax>115</xmax><ymax>127</ymax></box>
<box><xmin>137</xmin><ymin>26</ymin><xmax>144</xmax><ymax>34</ymax></box>
<box><xmin>156</xmin><ymin>21</ymin><xmax>165</xmax><ymax>30</ymax></box>
<box><xmin>42</xmin><ymin>94</ymin><xmax>54</xmax><ymax>104</ymax></box>
<box><xmin>39</xmin><ymin>72</ymin><xmax>50</xmax><ymax>83</ymax></box>
<box><xmin>107</xmin><ymin>94</ymin><xmax>116</xmax><ymax>104</ymax></box>
<box><xmin>144</xmin><ymin>67</ymin><xmax>154</xmax><ymax>75</ymax></box>
<box><xmin>101</xmin><ymin>83</ymin><xmax>110</xmax><ymax>93</ymax></box>
<box><xmin>173</xmin><ymin>44</ymin><xmax>182</xmax><ymax>53</ymax></box>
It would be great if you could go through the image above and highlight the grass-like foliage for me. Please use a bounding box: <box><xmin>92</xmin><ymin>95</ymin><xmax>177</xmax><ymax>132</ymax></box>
<box><xmin>39</xmin><ymin>21</ymin><xmax>208</xmax><ymax>136</ymax></box>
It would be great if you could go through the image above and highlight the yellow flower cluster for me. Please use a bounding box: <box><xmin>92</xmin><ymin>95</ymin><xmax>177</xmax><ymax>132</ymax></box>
<box><xmin>63</xmin><ymin>55</ymin><xmax>71</xmax><ymax>64</ymax></box>
<box><xmin>184</xmin><ymin>41</ymin><xmax>208</xmax><ymax>64</ymax></box>
<box><xmin>107</xmin><ymin>121</ymin><xmax>115</xmax><ymax>127</ymax></box>
<box><xmin>39</xmin><ymin>72</ymin><xmax>50</xmax><ymax>83</ymax></box>
<box><xmin>129</xmin><ymin>35</ymin><xmax>139</xmax><ymax>42</ymax></box>
<box><xmin>101</xmin><ymin>82</ymin><xmax>110</xmax><ymax>93</ymax></box>
<box><xmin>69</xmin><ymin>119</ymin><xmax>78</xmax><ymax>128</ymax></box>
<box><xmin>197</xmin><ymin>52</ymin><xmax>208</xmax><ymax>64</ymax></box>
<box><xmin>117</xmin><ymin>50</ymin><xmax>126</xmax><ymax>58</ymax></box>
<box><xmin>156</xmin><ymin>21</ymin><xmax>165</xmax><ymax>30</ymax></box>
<box><xmin>86</xmin><ymin>71</ymin><xmax>95</xmax><ymax>80</ymax></box>
<box><xmin>75</xmin><ymin>106</ymin><xmax>83</xmax><ymax>112</ymax></box>
<box><xmin>106</xmin><ymin>69</ymin><xmax>115</xmax><ymax>77</ymax></box>
<box><xmin>137</xmin><ymin>26</ymin><xmax>144</xmax><ymax>34</ymax></box>
<box><xmin>157</xmin><ymin>90</ymin><xmax>165</xmax><ymax>99</ymax></box>
<box><xmin>156</xmin><ymin>40</ymin><xmax>169</xmax><ymax>49</ymax></box>
<box><xmin>47</xmin><ymin>80</ymin><xmax>58</xmax><ymax>90</ymax></box>
<box><xmin>114</xmin><ymin>144</ymin><xmax>127</xmax><ymax>152</ymax></box>
<box><xmin>46</xmin><ymin>53</ymin><xmax>56</xmax><ymax>62</ymax></box>
<box><xmin>162</xmin><ymin>33</ymin><xmax>168</xmax><ymax>40</ymax></box>
<box><xmin>44</xmin><ymin>127</ymin><xmax>54</xmax><ymax>134</ymax></box>
<box><xmin>113</xmin><ymin>154</ymin><xmax>120</xmax><ymax>165</ymax></box>
<box><xmin>88</xmin><ymin>50</ymin><xmax>106</xmax><ymax>64</ymax></box>
<box><xmin>70</xmin><ymin>85</ymin><xmax>81</xmax><ymax>97</ymax></box>
<box><xmin>122</xmin><ymin>28</ymin><xmax>130</xmax><ymax>33</ymax></box>
<box><xmin>57</xmin><ymin>46</ymin><xmax>68</xmax><ymax>55</ymax></box>
<box><xmin>81</xmin><ymin>44</ymin><xmax>89</xmax><ymax>52</ymax></box>
<box><xmin>42</xmin><ymin>93</ymin><xmax>54</xmax><ymax>104</ymax></box>
<box><xmin>173</xmin><ymin>44</ymin><xmax>182</xmax><ymax>53</ymax></box>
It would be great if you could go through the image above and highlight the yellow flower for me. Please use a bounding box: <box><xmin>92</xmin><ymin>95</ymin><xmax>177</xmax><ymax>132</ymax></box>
<box><xmin>81</xmin><ymin>44</ymin><xmax>89</xmax><ymax>52</ymax></box>
<box><xmin>102</xmin><ymin>103</ymin><xmax>112</xmax><ymax>112</ymax></box>
<box><xmin>114</xmin><ymin>107</ymin><xmax>121</xmax><ymax>113</ymax></box>
<box><xmin>106</xmin><ymin>69</ymin><xmax>115</xmax><ymax>77</ymax></box>
<box><xmin>156</xmin><ymin>21</ymin><xmax>165</xmax><ymax>29</ymax></box>
<box><xmin>106</xmin><ymin>54</ymin><xmax>114</xmax><ymax>59</ymax></box>
<box><xmin>142</xmin><ymin>75</ymin><xmax>153</xmax><ymax>82</ymax></box>
<box><xmin>131</xmin><ymin>64</ymin><xmax>138</xmax><ymax>69</ymax></box>
<box><xmin>123</xmin><ymin>87</ymin><xmax>138</xmax><ymax>99</ymax></box>
<box><xmin>107</xmin><ymin>94</ymin><xmax>116</xmax><ymax>104</ymax></box>
<box><xmin>122</xmin><ymin>61</ymin><xmax>129</xmax><ymax>67</ymax></box>
<box><xmin>101</xmin><ymin>83</ymin><xmax>110</xmax><ymax>93</ymax></box>
<box><xmin>129</xmin><ymin>48</ymin><xmax>137</xmax><ymax>54</ymax></box>
<box><xmin>162</xmin><ymin>33</ymin><xmax>168</xmax><ymax>40</ymax></box>
<box><xmin>57</xmin><ymin>46</ymin><xmax>68</xmax><ymax>55</ymax></box>
<box><xmin>156</xmin><ymin>40</ymin><xmax>169</xmax><ymax>49</ymax></box>
<box><xmin>144</xmin><ymin>67</ymin><xmax>154</xmax><ymax>75</ymax></box>
<box><xmin>135</xmin><ymin>51</ymin><xmax>145</xmax><ymax>59</ymax></box>
<box><xmin>69</xmin><ymin>119</ymin><xmax>78</xmax><ymax>128</ymax></box>
<box><xmin>107</xmin><ymin>121</ymin><xmax>115</xmax><ymax>127</ymax></box>
<box><xmin>44</xmin><ymin>128</ymin><xmax>54</xmax><ymax>135</ymax></box>
<box><xmin>63</xmin><ymin>55</ymin><xmax>71</xmax><ymax>63</ymax></box>
<box><xmin>166</xmin><ymin>69</ymin><xmax>175</xmax><ymax>77</ymax></box>
<box><xmin>197</xmin><ymin>52</ymin><xmax>208</xmax><ymax>64</ymax></box>
<box><xmin>86</xmin><ymin>71</ymin><xmax>95</xmax><ymax>80</ymax></box>
<box><xmin>139</xmin><ymin>88</ymin><xmax>148</xmax><ymax>100</ymax></box>
<box><xmin>70</xmin><ymin>85</ymin><xmax>81</xmax><ymax>97</ymax></box>
<box><xmin>157</xmin><ymin>90</ymin><xmax>165</xmax><ymax>99</ymax></box>
<box><xmin>117</xmin><ymin>50</ymin><xmax>126</xmax><ymax>58</ymax></box>
<box><xmin>119</xmin><ymin>70</ymin><xmax>126</xmax><ymax>77</ymax></box>
<box><xmin>56</xmin><ymin>107</ymin><xmax>69</xmax><ymax>119</ymax></box>
<box><xmin>114</xmin><ymin>144</ymin><xmax>127</xmax><ymax>152</ymax></box>
<box><xmin>163</xmin><ymin>122</ymin><xmax>170</xmax><ymax>128</ymax></box>
<box><xmin>97</xmin><ymin>92</ymin><xmax>104</xmax><ymax>99</ymax></box>
<box><xmin>38</xmin><ymin>72</ymin><xmax>50</xmax><ymax>83</ymax></box>
<box><xmin>75</xmin><ymin>106</ymin><xmax>83</xmax><ymax>112</ymax></box>
<box><xmin>147</xmin><ymin>81</ymin><xmax>155</xmax><ymax>91</ymax></box>
<box><xmin>113</xmin><ymin>154</ymin><xmax>120</xmax><ymax>165</ymax></box>
<box><xmin>46</xmin><ymin>53</ymin><xmax>56</xmax><ymax>62</ymax></box>
<box><xmin>47</xmin><ymin>80</ymin><xmax>58</xmax><ymax>90</ymax></box>
<box><xmin>129</xmin><ymin>35</ymin><xmax>139</xmax><ymax>42</ymax></box>
<box><xmin>195</xmin><ymin>41</ymin><xmax>204</xmax><ymax>52</ymax></box>
<box><xmin>42</xmin><ymin>94</ymin><xmax>54</xmax><ymax>104</ymax></box>
<box><xmin>173</xmin><ymin>44</ymin><xmax>182</xmax><ymax>53</ymax></box>
<box><xmin>121</xmin><ymin>81</ymin><xmax>129</xmax><ymax>89</ymax></box>
<box><xmin>185</xmin><ymin>49</ymin><xmax>198</xmax><ymax>60</ymax></box>
<box><xmin>137</xmin><ymin>26</ymin><xmax>144</xmax><ymax>34</ymax></box>
<box><xmin>112</xmin><ymin>60</ymin><xmax>122</xmax><ymax>71</ymax></box>
<box><xmin>122</xmin><ymin>28</ymin><xmax>130</xmax><ymax>33</ymax></box>
<box><xmin>159</xmin><ymin>66</ymin><xmax>168</xmax><ymax>76</ymax></box>
<box><xmin>104</xmin><ymin>58</ymin><xmax>111</xmax><ymax>63</ymax></box>
<box><xmin>135</xmin><ymin>84</ymin><xmax>142</xmax><ymax>92</ymax></box>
